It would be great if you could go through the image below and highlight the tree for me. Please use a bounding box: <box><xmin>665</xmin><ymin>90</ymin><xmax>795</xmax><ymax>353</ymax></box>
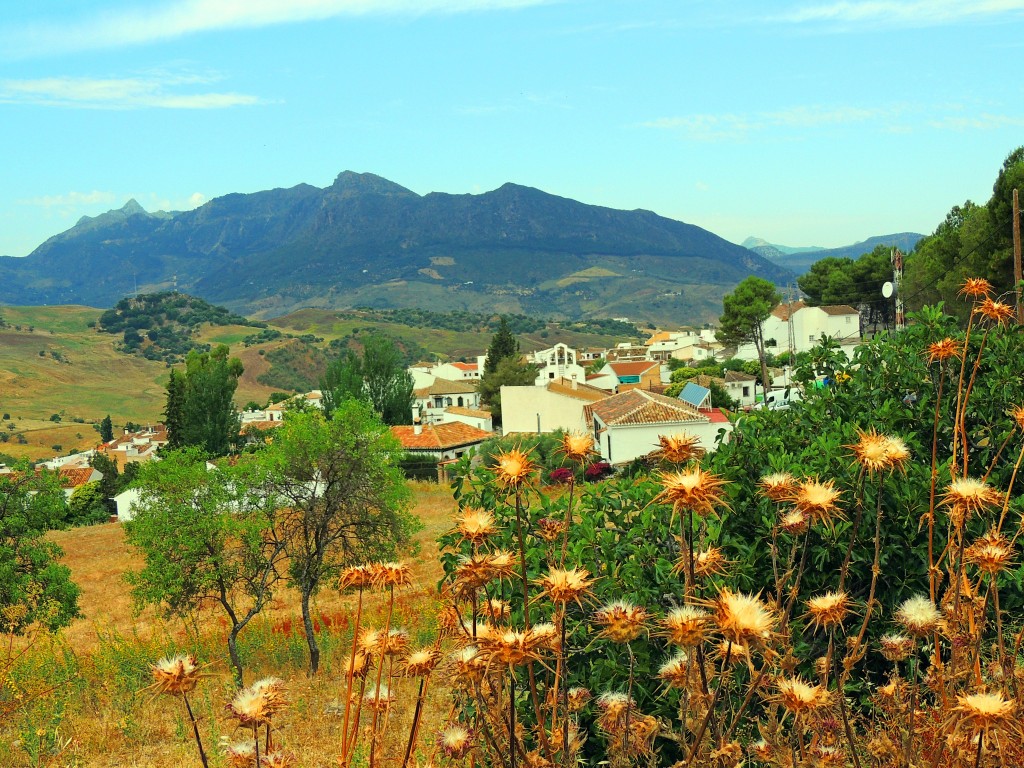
<box><xmin>320</xmin><ymin>337</ymin><xmax>414</xmax><ymax>425</ymax></box>
<box><xmin>67</xmin><ymin>481</ymin><xmax>110</xmax><ymax>526</ymax></box>
<box><xmin>0</xmin><ymin>471</ymin><xmax>79</xmax><ymax>634</ymax></box>
<box><xmin>98</xmin><ymin>415</ymin><xmax>114</xmax><ymax>443</ymax></box>
<box><xmin>478</xmin><ymin>356</ymin><xmax>538</xmax><ymax>425</ymax></box>
<box><xmin>484</xmin><ymin>316</ymin><xmax>519</xmax><ymax>375</ymax></box>
<box><xmin>124</xmin><ymin>448</ymin><xmax>286</xmax><ymax>686</ymax></box>
<box><xmin>164</xmin><ymin>346</ymin><xmax>243</xmax><ymax>456</ymax></box>
<box><xmin>259</xmin><ymin>403</ymin><xmax>416</xmax><ymax>674</ymax></box>
<box><xmin>717</xmin><ymin>276</ymin><xmax>780</xmax><ymax>396</ymax></box>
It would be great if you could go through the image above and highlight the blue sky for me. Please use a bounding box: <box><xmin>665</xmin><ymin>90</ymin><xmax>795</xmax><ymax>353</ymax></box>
<box><xmin>2</xmin><ymin>0</ymin><xmax>1023</xmax><ymax>258</ymax></box>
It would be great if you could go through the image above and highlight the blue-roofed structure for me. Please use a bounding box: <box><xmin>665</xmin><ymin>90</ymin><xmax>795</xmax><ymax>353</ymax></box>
<box><xmin>678</xmin><ymin>382</ymin><xmax>711</xmax><ymax>411</ymax></box>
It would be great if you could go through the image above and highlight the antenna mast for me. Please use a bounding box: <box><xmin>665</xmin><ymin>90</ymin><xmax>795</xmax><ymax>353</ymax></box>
<box><xmin>890</xmin><ymin>247</ymin><xmax>905</xmax><ymax>331</ymax></box>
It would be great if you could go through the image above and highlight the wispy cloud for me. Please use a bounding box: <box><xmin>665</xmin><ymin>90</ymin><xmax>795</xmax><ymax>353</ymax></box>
<box><xmin>776</xmin><ymin>0</ymin><xmax>1024</xmax><ymax>27</ymax></box>
<box><xmin>642</xmin><ymin>105</ymin><xmax>888</xmax><ymax>141</ymax></box>
<box><xmin>5</xmin><ymin>0</ymin><xmax>556</xmax><ymax>57</ymax></box>
<box><xmin>0</xmin><ymin>72</ymin><xmax>260</xmax><ymax>109</ymax></box>
<box><xmin>929</xmin><ymin>113</ymin><xmax>1024</xmax><ymax>130</ymax></box>
<box><xmin>20</xmin><ymin>191</ymin><xmax>119</xmax><ymax>209</ymax></box>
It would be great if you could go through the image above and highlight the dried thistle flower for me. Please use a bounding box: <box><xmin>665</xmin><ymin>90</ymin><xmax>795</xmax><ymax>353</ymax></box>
<box><xmin>437</xmin><ymin>725</ymin><xmax>474</xmax><ymax>759</ymax></box>
<box><xmin>713</xmin><ymin>639</ymin><xmax>750</xmax><ymax>665</ymax></box>
<box><xmin>535</xmin><ymin>517</ymin><xmax>568</xmax><ymax>542</ymax></box>
<box><xmin>879</xmin><ymin>633</ymin><xmax>916</xmax><ymax>662</ymax></box>
<box><xmin>806</xmin><ymin>591</ymin><xmax>852</xmax><ymax>632</ymax></box>
<box><xmin>260</xmin><ymin>751</ymin><xmax>297</xmax><ymax>768</ymax></box>
<box><xmin>848</xmin><ymin>429</ymin><xmax>910</xmax><ymax>474</ymax></box>
<box><xmin>759</xmin><ymin>472</ymin><xmax>797</xmax><ymax>502</ymax></box>
<box><xmin>338</xmin><ymin>564</ymin><xmax>374</xmax><ymax>590</ymax></box>
<box><xmin>656</xmin><ymin>467</ymin><xmax>728</xmax><ymax>516</ymax></box>
<box><xmin>774</xmin><ymin>676</ymin><xmax>830</xmax><ymax>715</ymax></box>
<box><xmin>345</xmin><ymin>650</ymin><xmax>371</xmax><ymax>680</ymax></box>
<box><xmin>494</xmin><ymin>448</ymin><xmax>537</xmax><ymax>488</ymax></box>
<box><xmin>449</xmin><ymin>646</ymin><xmax>485</xmax><ymax>685</ymax></box>
<box><xmin>223</xmin><ymin>741</ymin><xmax>257</xmax><ymax>768</ymax></box>
<box><xmin>653</xmin><ymin>433</ymin><xmax>705</xmax><ymax>464</ymax></box>
<box><xmin>1011</xmin><ymin>405</ymin><xmax>1024</xmax><ymax>431</ymax></box>
<box><xmin>662</xmin><ymin>605</ymin><xmax>709</xmax><ymax>647</ymax></box>
<box><xmin>712</xmin><ymin>589</ymin><xmax>777</xmax><ymax>647</ymax></box>
<box><xmin>943</xmin><ymin>478</ymin><xmax>1003</xmax><ymax>528</ymax></box>
<box><xmin>363</xmin><ymin>682</ymin><xmax>394</xmax><ymax>712</ymax></box>
<box><xmin>370</xmin><ymin>561</ymin><xmax>412</xmax><ymax>589</ymax></box>
<box><xmin>791</xmin><ymin>478</ymin><xmax>843</xmax><ymax>528</ymax></box>
<box><xmin>149</xmin><ymin>654</ymin><xmax>203</xmax><ymax>696</ymax></box>
<box><xmin>560</xmin><ymin>432</ymin><xmax>596</xmax><ymax>463</ymax></box>
<box><xmin>693</xmin><ymin>546</ymin><xmax>730</xmax><ymax>578</ymax></box>
<box><xmin>483</xmin><ymin>598</ymin><xmax>511</xmax><ymax>622</ymax></box>
<box><xmin>455</xmin><ymin>550</ymin><xmax>518</xmax><ymax>588</ymax></box>
<box><xmin>895</xmin><ymin>595</ymin><xmax>942</xmax><ymax>636</ymax></box>
<box><xmin>455</xmin><ymin>508</ymin><xmax>498</xmax><ymax>544</ymax></box>
<box><xmin>536</xmin><ymin>568</ymin><xmax>593</xmax><ymax>606</ymax></box>
<box><xmin>779</xmin><ymin>508</ymin><xmax>809</xmax><ymax>535</ymax></box>
<box><xmin>959</xmin><ymin>277</ymin><xmax>992</xmax><ymax>298</ymax></box>
<box><xmin>380</xmin><ymin>627</ymin><xmax>410</xmax><ymax>656</ymax></box>
<box><xmin>567</xmin><ymin>686</ymin><xmax>592</xmax><ymax>711</ymax></box>
<box><xmin>228</xmin><ymin>678</ymin><xmax>286</xmax><ymax>727</ymax></box>
<box><xmin>593</xmin><ymin>600</ymin><xmax>649</xmax><ymax>643</ymax></box>
<box><xmin>657</xmin><ymin>651</ymin><xmax>693</xmax><ymax>689</ymax></box>
<box><xmin>529</xmin><ymin>622</ymin><xmax>560</xmax><ymax>651</ymax></box>
<box><xmin>927</xmin><ymin>337</ymin><xmax>961</xmax><ymax>364</ymax></box>
<box><xmin>479</xmin><ymin>627</ymin><xmax>544</xmax><ymax>667</ymax></box>
<box><xmin>595</xmin><ymin>691</ymin><xmax>635</xmax><ymax>731</ymax></box>
<box><xmin>357</xmin><ymin>627</ymin><xmax>382</xmax><ymax>656</ymax></box>
<box><xmin>952</xmin><ymin>691</ymin><xmax>1018</xmax><ymax>736</ymax></box>
<box><xmin>975</xmin><ymin>297</ymin><xmax>1015</xmax><ymax>325</ymax></box>
<box><xmin>965</xmin><ymin>530</ymin><xmax>1015</xmax><ymax>575</ymax></box>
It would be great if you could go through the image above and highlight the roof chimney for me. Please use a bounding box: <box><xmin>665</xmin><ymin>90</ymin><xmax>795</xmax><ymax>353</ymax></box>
<box><xmin>570</xmin><ymin>374</ymin><xmax>578</xmax><ymax>390</ymax></box>
<box><xmin>413</xmin><ymin>414</ymin><xmax>422</xmax><ymax>436</ymax></box>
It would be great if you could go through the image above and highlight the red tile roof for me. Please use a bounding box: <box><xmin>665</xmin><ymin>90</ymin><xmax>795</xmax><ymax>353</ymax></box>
<box><xmin>608</xmin><ymin>360</ymin><xmax>660</xmax><ymax>377</ymax></box>
<box><xmin>445</xmin><ymin>406</ymin><xmax>492</xmax><ymax>419</ymax></box>
<box><xmin>546</xmin><ymin>378</ymin><xmax>609</xmax><ymax>402</ymax></box>
<box><xmin>391</xmin><ymin>422</ymin><xmax>493</xmax><ymax>451</ymax></box>
<box><xmin>820</xmin><ymin>304</ymin><xmax>859</xmax><ymax>316</ymax></box>
<box><xmin>771</xmin><ymin>300</ymin><xmax>806</xmax><ymax>321</ymax></box>
<box><xmin>586</xmin><ymin>389</ymin><xmax>706</xmax><ymax>427</ymax></box>
<box><xmin>451</xmin><ymin>362</ymin><xmax>479</xmax><ymax>371</ymax></box>
<box><xmin>414</xmin><ymin>377</ymin><xmax>478</xmax><ymax>397</ymax></box>
<box><xmin>57</xmin><ymin>467</ymin><xmax>96</xmax><ymax>488</ymax></box>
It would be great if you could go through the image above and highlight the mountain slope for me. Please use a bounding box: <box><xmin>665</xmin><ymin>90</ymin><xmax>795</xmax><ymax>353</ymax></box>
<box><xmin>0</xmin><ymin>172</ymin><xmax>791</xmax><ymax>325</ymax></box>
<box><xmin>746</xmin><ymin>233</ymin><xmax>924</xmax><ymax>275</ymax></box>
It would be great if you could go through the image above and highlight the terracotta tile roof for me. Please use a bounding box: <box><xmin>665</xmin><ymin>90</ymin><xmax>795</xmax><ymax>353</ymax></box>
<box><xmin>820</xmin><ymin>304</ymin><xmax>859</xmax><ymax>316</ymax></box>
<box><xmin>414</xmin><ymin>377</ymin><xmax>478</xmax><ymax>397</ymax></box>
<box><xmin>546</xmin><ymin>378</ymin><xmax>609</xmax><ymax>402</ymax></box>
<box><xmin>646</xmin><ymin>330</ymin><xmax>672</xmax><ymax>345</ymax></box>
<box><xmin>608</xmin><ymin>360</ymin><xmax>660</xmax><ymax>377</ymax></box>
<box><xmin>451</xmin><ymin>362</ymin><xmax>479</xmax><ymax>371</ymax></box>
<box><xmin>57</xmin><ymin>467</ymin><xmax>96</xmax><ymax>488</ymax></box>
<box><xmin>723</xmin><ymin>370</ymin><xmax>757</xmax><ymax>382</ymax></box>
<box><xmin>445</xmin><ymin>406</ymin><xmax>492</xmax><ymax>419</ymax></box>
<box><xmin>391</xmin><ymin>422</ymin><xmax>493</xmax><ymax>451</ymax></box>
<box><xmin>771</xmin><ymin>300</ymin><xmax>806</xmax><ymax>321</ymax></box>
<box><xmin>587</xmin><ymin>389</ymin><xmax>706</xmax><ymax>427</ymax></box>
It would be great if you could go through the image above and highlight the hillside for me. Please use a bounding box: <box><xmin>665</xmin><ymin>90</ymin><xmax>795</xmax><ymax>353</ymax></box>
<box><xmin>0</xmin><ymin>172</ymin><xmax>791</xmax><ymax>326</ymax></box>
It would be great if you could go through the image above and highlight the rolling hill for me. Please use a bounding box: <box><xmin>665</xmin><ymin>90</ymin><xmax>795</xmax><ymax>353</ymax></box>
<box><xmin>744</xmin><ymin>233</ymin><xmax>924</xmax><ymax>274</ymax></box>
<box><xmin>0</xmin><ymin>172</ymin><xmax>791</xmax><ymax>326</ymax></box>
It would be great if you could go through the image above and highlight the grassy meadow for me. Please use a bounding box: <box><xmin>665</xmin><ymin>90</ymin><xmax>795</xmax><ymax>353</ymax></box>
<box><xmin>1</xmin><ymin>482</ymin><xmax>456</xmax><ymax>768</ymax></box>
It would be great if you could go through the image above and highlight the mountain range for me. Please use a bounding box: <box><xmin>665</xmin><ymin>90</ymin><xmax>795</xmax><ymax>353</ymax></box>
<box><xmin>742</xmin><ymin>233</ymin><xmax>925</xmax><ymax>275</ymax></box>
<box><xmin>0</xmin><ymin>172</ymin><xmax>796</xmax><ymax>326</ymax></box>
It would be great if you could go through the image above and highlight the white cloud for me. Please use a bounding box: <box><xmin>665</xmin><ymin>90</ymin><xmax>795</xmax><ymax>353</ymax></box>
<box><xmin>0</xmin><ymin>74</ymin><xmax>260</xmax><ymax>109</ymax></box>
<box><xmin>5</xmin><ymin>0</ymin><xmax>556</xmax><ymax>56</ymax></box>
<box><xmin>777</xmin><ymin>0</ymin><xmax>1024</xmax><ymax>27</ymax></box>
<box><xmin>641</xmin><ymin>106</ymin><xmax>885</xmax><ymax>141</ymax></box>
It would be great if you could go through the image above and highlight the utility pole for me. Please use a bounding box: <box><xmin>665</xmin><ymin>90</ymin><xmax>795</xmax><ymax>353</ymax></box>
<box><xmin>891</xmin><ymin>247</ymin><xmax>905</xmax><ymax>331</ymax></box>
<box><xmin>1014</xmin><ymin>188</ymin><xmax>1022</xmax><ymax>324</ymax></box>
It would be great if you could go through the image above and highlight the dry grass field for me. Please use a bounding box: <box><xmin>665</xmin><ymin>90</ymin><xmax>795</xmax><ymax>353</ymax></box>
<box><xmin>2</xmin><ymin>482</ymin><xmax>457</xmax><ymax>767</ymax></box>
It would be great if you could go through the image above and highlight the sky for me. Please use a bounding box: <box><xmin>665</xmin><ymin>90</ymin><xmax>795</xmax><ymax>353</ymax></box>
<box><xmin>2</xmin><ymin>0</ymin><xmax>1023</xmax><ymax>259</ymax></box>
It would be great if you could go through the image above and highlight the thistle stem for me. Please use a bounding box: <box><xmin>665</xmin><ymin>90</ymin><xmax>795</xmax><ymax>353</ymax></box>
<box><xmin>182</xmin><ymin>692</ymin><xmax>209</xmax><ymax>768</ymax></box>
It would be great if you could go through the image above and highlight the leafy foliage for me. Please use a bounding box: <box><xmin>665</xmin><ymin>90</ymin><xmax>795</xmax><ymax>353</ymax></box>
<box><xmin>164</xmin><ymin>346</ymin><xmax>243</xmax><ymax>456</ymax></box>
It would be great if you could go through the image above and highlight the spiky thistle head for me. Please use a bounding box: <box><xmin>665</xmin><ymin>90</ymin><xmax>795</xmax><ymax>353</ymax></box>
<box><xmin>227</xmin><ymin>678</ymin><xmax>285</xmax><ymax>727</ymax></box>
<box><xmin>403</xmin><ymin>647</ymin><xmax>443</xmax><ymax>677</ymax></box>
<box><xmin>484</xmin><ymin>598</ymin><xmax>511</xmax><ymax>622</ymax></box>
<box><xmin>448</xmin><ymin>646</ymin><xmax>485</xmax><ymax>686</ymax></box>
<box><xmin>338</xmin><ymin>564</ymin><xmax>374</xmax><ymax>590</ymax></box>
<box><xmin>363</xmin><ymin>682</ymin><xmax>394</xmax><ymax>712</ymax></box>
<box><xmin>223</xmin><ymin>741</ymin><xmax>256</xmax><ymax>768</ymax></box>
<box><xmin>260</xmin><ymin>751</ymin><xmax>297</xmax><ymax>768</ymax></box>
<box><xmin>438</xmin><ymin>725</ymin><xmax>475</xmax><ymax>760</ymax></box>
<box><xmin>370</xmin><ymin>560</ymin><xmax>412</xmax><ymax>589</ymax></box>
<box><xmin>536</xmin><ymin>567</ymin><xmax>593</xmax><ymax>606</ymax></box>
<box><xmin>848</xmin><ymin>429</ymin><xmax>910</xmax><ymax>474</ymax></box>
<box><xmin>693</xmin><ymin>546</ymin><xmax>730</xmax><ymax>579</ymax></box>
<box><xmin>791</xmin><ymin>478</ymin><xmax>843</xmax><ymax>528</ymax></box>
<box><xmin>714</xmin><ymin>639</ymin><xmax>750</xmax><ymax>665</ymax></box>
<box><xmin>494</xmin><ymin>448</ymin><xmax>537</xmax><ymax>488</ymax></box>
<box><xmin>567</xmin><ymin>686</ymin><xmax>592</xmax><ymax>712</ymax></box>
<box><xmin>759</xmin><ymin>472</ymin><xmax>797</xmax><ymax>502</ymax></box>
<box><xmin>656</xmin><ymin>467</ymin><xmax>728</xmax><ymax>517</ymax></box>
<box><xmin>774</xmin><ymin>676</ymin><xmax>830</xmax><ymax>715</ymax></box>
<box><xmin>345</xmin><ymin>650</ymin><xmax>371</xmax><ymax>680</ymax></box>
<box><xmin>953</xmin><ymin>691</ymin><xmax>1017</xmax><ymax>735</ymax></box>
<box><xmin>879</xmin><ymin>633</ymin><xmax>915</xmax><ymax>662</ymax></box>
<box><xmin>560</xmin><ymin>431</ymin><xmax>596</xmax><ymax>463</ymax></box>
<box><xmin>455</xmin><ymin>508</ymin><xmax>498</xmax><ymax>543</ymax></box>
<box><xmin>779</xmin><ymin>508</ymin><xmax>809</xmax><ymax>535</ymax></box>
<box><xmin>959</xmin><ymin>277</ymin><xmax>992</xmax><ymax>298</ymax></box>
<box><xmin>479</xmin><ymin>627</ymin><xmax>545</xmax><ymax>667</ymax></box>
<box><xmin>974</xmin><ymin>297</ymin><xmax>1014</xmax><ymax>325</ymax></box>
<box><xmin>657</xmin><ymin>651</ymin><xmax>693</xmax><ymax>689</ymax></box>
<box><xmin>149</xmin><ymin>654</ymin><xmax>203</xmax><ymax>696</ymax></box>
<box><xmin>942</xmin><ymin>478</ymin><xmax>1003</xmax><ymax>528</ymax></box>
<box><xmin>535</xmin><ymin>517</ymin><xmax>569</xmax><ymax>542</ymax></box>
<box><xmin>965</xmin><ymin>530</ymin><xmax>1015</xmax><ymax>575</ymax></box>
<box><xmin>806</xmin><ymin>591</ymin><xmax>852</xmax><ymax>632</ymax></box>
<box><xmin>593</xmin><ymin>600</ymin><xmax>649</xmax><ymax>644</ymax></box>
<box><xmin>712</xmin><ymin>589</ymin><xmax>777</xmax><ymax>647</ymax></box>
<box><xmin>380</xmin><ymin>627</ymin><xmax>410</xmax><ymax>656</ymax></box>
<box><xmin>653</xmin><ymin>433</ymin><xmax>705</xmax><ymax>464</ymax></box>
<box><xmin>895</xmin><ymin>595</ymin><xmax>942</xmax><ymax>636</ymax></box>
<box><xmin>926</xmin><ymin>337</ymin><xmax>961</xmax><ymax>364</ymax></box>
<box><xmin>662</xmin><ymin>605</ymin><xmax>709</xmax><ymax>647</ymax></box>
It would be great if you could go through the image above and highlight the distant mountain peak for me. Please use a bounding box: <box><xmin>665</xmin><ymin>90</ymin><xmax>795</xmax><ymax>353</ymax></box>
<box><xmin>121</xmin><ymin>198</ymin><xmax>146</xmax><ymax>215</ymax></box>
<box><xmin>330</xmin><ymin>171</ymin><xmax>416</xmax><ymax>198</ymax></box>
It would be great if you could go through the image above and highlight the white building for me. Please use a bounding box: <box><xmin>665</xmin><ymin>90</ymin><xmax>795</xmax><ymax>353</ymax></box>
<box><xmin>414</xmin><ymin>378</ymin><xmax>482</xmax><ymax>425</ymax></box>
<box><xmin>501</xmin><ymin>377</ymin><xmax>610</xmax><ymax>435</ymax></box>
<box><xmin>585</xmin><ymin>389</ymin><xmax>731</xmax><ymax>465</ymax></box>
<box><xmin>735</xmin><ymin>301</ymin><xmax>861</xmax><ymax>360</ymax></box>
<box><xmin>530</xmin><ymin>343</ymin><xmax>588</xmax><ymax>386</ymax></box>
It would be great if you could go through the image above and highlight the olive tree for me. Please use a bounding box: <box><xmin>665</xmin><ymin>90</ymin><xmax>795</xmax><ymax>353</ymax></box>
<box><xmin>260</xmin><ymin>401</ymin><xmax>417</xmax><ymax>674</ymax></box>
<box><xmin>124</xmin><ymin>448</ymin><xmax>285</xmax><ymax>686</ymax></box>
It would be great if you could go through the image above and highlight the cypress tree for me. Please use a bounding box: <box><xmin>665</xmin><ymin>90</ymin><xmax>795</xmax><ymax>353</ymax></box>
<box><xmin>484</xmin><ymin>317</ymin><xmax>519</xmax><ymax>375</ymax></box>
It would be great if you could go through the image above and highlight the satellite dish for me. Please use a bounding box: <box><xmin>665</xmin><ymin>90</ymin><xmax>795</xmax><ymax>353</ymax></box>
<box><xmin>882</xmin><ymin>281</ymin><xmax>894</xmax><ymax>298</ymax></box>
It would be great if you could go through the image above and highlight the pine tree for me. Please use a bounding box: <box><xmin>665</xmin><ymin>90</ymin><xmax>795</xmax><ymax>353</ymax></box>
<box><xmin>99</xmin><ymin>414</ymin><xmax>114</xmax><ymax>443</ymax></box>
<box><xmin>484</xmin><ymin>317</ymin><xmax>519</xmax><ymax>375</ymax></box>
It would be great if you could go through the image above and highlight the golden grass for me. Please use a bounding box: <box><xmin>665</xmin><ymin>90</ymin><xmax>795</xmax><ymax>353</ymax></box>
<box><xmin>3</xmin><ymin>482</ymin><xmax>458</xmax><ymax>767</ymax></box>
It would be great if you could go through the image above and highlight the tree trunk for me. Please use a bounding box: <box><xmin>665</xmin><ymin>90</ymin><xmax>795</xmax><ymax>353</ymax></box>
<box><xmin>301</xmin><ymin>589</ymin><xmax>320</xmax><ymax>675</ymax></box>
<box><xmin>227</xmin><ymin>626</ymin><xmax>244</xmax><ymax>688</ymax></box>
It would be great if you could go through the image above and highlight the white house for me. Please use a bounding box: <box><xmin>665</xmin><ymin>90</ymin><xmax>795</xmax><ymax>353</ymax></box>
<box><xmin>645</xmin><ymin>330</ymin><xmax>700</xmax><ymax>361</ymax></box>
<box><xmin>414</xmin><ymin>378</ymin><xmax>481</xmax><ymax>425</ymax></box>
<box><xmin>390</xmin><ymin>421</ymin><xmax>493</xmax><ymax>461</ymax></box>
<box><xmin>431</xmin><ymin>359</ymin><xmax>485</xmax><ymax>382</ymax></box>
<box><xmin>735</xmin><ymin>301</ymin><xmax>861</xmax><ymax>360</ymax></box>
<box><xmin>443</xmin><ymin>406</ymin><xmax>494</xmax><ymax>432</ymax></box>
<box><xmin>530</xmin><ymin>343</ymin><xmax>588</xmax><ymax>386</ymax></box>
<box><xmin>585</xmin><ymin>389</ymin><xmax>731</xmax><ymax>465</ymax></box>
<box><xmin>501</xmin><ymin>377</ymin><xmax>610</xmax><ymax>435</ymax></box>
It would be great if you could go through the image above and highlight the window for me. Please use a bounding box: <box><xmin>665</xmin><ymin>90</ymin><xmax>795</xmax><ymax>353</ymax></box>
<box><xmin>808</xmin><ymin>335</ymin><xmax>816</xmax><ymax>343</ymax></box>
<box><xmin>742</xmin><ymin>386</ymin><xmax>750</xmax><ymax>397</ymax></box>
<box><xmin>549</xmin><ymin>372</ymin><xmax>555</xmax><ymax>379</ymax></box>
